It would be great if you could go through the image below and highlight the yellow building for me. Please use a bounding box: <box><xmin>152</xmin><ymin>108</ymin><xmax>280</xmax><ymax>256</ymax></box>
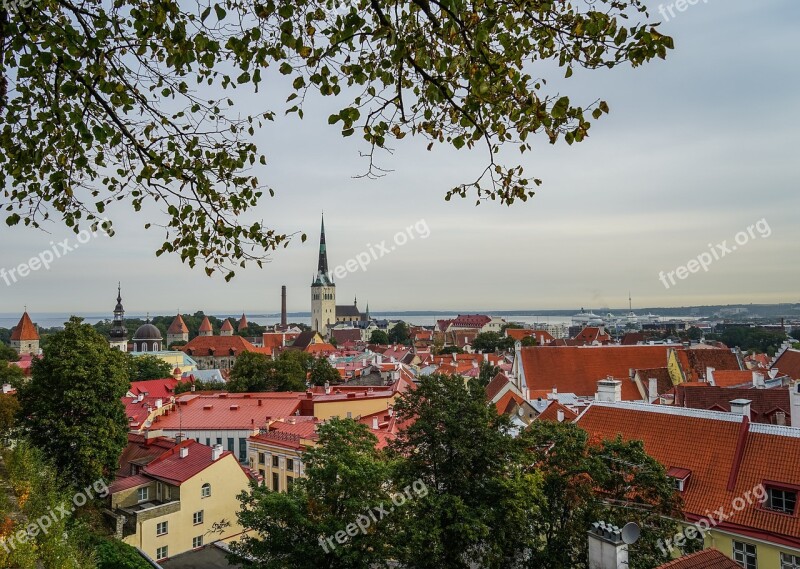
<box><xmin>248</xmin><ymin>419</ymin><xmax>318</xmax><ymax>492</ymax></box>
<box><xmin>108</xmin><ymin>439</ymin><xmax>251</xmax><ymax>562</ymax></box>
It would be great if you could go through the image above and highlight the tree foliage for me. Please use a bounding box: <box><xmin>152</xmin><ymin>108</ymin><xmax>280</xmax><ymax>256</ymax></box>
<box><xmin>309</xmin><ymin>357</ymin><xmax>341</xmax><ymax>386</ymax></box>
<box><xmin>471</xmin><ymin>331</ymin><xmax>501</xmax><ymax>352</ymax></box>
<box><xmin>228</xmin><ymin>351</ymin><xmax>307</xmax><ymax>392</ymax></box>
<box><xmin>234</xmin><ymin>418</ymin><xmax>392</xmax><ymax>569</ymax></box>
<box><xmin>15</xmin><ymin>317</ymin><xmax>130</xmax><ymax>488</ymax></box>
<box><xmin>125</xmin><ymin>353</ymin><xmax>173</xmax><ymax>381</ymax></box>
<box><xmin>0</xmin><ymin>0</ymin><xmax>671</xmax><ymax>278</ymax></box>
<box><xmin>708</xmin><ymin>326</ymin><xmax>787</xmax><ymax>356</ymax></box>
<box><xmin>369</xmin><ymin>329</ymin><xmax>389</xmax><ymax>345</ymax></box>
<box><xmin>388</xmin><ymin>321</ymin><xmax>410</xmax><ymax>345</ymax></box>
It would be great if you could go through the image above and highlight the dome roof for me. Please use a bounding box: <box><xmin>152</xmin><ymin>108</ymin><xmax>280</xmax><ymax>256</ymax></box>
<box><xmin>133</xmin><ymin>323</ymin><xmax>162</xmax><ymax>341</ymax></box>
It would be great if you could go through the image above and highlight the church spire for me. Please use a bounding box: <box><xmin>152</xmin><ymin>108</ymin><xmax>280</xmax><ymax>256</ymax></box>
<box><xmin>317</xmin><ymin>213</ymin><xmax>329</xmax><ymax>279</ymax></box>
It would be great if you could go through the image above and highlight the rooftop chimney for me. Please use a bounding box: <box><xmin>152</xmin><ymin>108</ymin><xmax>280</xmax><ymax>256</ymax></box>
<box><xmin>596</xmin><ymin>379</ymin><xmax>622</xmax><ymax>403</ymax></box>
<box><xmin>706</xmin><ymin>366</ymin><xmax>716</xmax><ymax>384</ymax></box>
<box><xmin>372</xmin><ymin>417</ymin><xmax>379</xmax><ymax>430</ymax></box>
<box><xmin>648</xmin><ymin>378</ymin><xmax>659</xmax><ymax>404</ymax></box>
<box><xmin>752</xmin><ymin>372</ymin><xmax>765</xmax><ymax>388</ymax></box>
<box><xmin>730</xmin><ymin>399</ymin><xmax>752</xmax><ymax>418</ymax></box>
<box><xmin>211</xmin><ymin>444</ymin><xmax>223</xmax><ymax>461</ymax></box>
<box><xmin>179</xmin><ymin>446</ymin><xmax>189</xmax><ymax>459</ymax></box>
<box><xmin>324</xmin><ymin>381</ymin><xmax>331</xmax><ymax>395</ymax></box>
<box><xmin>557</xmin><ymin>409</ymin><xmax>565</xmax><ymax>423</ymax></box>
<box><xmin>587</xmin><ymin>521</ymin><xmax>634</xmax><ymax>569</ymax></box>
<box><xmin>155</xmin><ymin>398</ymin><xmax>163</xmax><ymax>409</ymax></box>
<box><xmin>281</xmin><ymin>285</ymin><xmax>287</xmax><ymax>328</ymax></box>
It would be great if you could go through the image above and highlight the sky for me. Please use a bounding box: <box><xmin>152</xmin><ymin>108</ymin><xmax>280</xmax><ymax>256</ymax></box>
<box><xmin>1</xmin><ymin>0</ymin><xmax>798</xmax><ymax>316</ymax></box>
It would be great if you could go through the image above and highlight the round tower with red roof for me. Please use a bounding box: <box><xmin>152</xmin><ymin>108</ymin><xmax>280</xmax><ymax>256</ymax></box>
<box><xmin>10</xmin><ymin>311</ymin><xmax>40</xmax><ymax>356</ymax></box>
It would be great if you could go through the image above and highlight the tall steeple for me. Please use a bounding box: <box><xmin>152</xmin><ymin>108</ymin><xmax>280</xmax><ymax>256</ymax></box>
<box><xmin>109</xmin><ymin>283</ymin><xmax>128</xmax><ymax>351</ymax></box>
<box><xmin>317</xmin><ymin>213</ymin><xmax>329</xmax><ymax>280</ymax></box>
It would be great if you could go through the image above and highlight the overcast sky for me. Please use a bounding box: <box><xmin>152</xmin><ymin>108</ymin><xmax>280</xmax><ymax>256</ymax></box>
<box><xmin>1</xmin><ymin>0</ymin><xmax>798</xmax><ymax>315</ymax></box>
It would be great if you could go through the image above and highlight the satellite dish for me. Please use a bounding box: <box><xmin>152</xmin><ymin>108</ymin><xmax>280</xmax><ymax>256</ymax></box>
<box><xmin>621</xmin><ymin>522</ymin><xmax>640</xmax><ymax>545</ymax></box>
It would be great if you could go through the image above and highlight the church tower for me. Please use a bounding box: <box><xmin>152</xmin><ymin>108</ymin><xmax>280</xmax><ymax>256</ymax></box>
<box><xmin>311</xmin><ymin>214</ymin><xmax>336</xmax><ymax>336</ymax></box>
<box><xmin>109</xmin><ymin>284</ymin><xmax>128</xmax><ymax>351</ymax></box>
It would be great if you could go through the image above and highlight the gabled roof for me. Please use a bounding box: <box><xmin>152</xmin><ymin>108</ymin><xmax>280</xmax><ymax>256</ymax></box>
<box><xmin>536</xmin><ymin>401</ymin><xmax>578</xmax><ymax>423</ymax></box>
<box><xmin>683</xmin><ymin>346</ymin><xmax>741</xmax><ymax>381</ymax></box>
<box><xmin>772</xmin><ymin>348</ymin><xmax>800</xmax><ymax>380</ymax></box>
<box><xmin>116</xmin><ymin>433</ymin><xmax>178</xmax><ymax>477</ymax></box>
<box><xmin>656</xmin><ymin>548</ymin><xmax>740</xmax><ymax>569</ymax></box>
<box><xmin>635</xmin><ymin>367</ymin><xmax>673</xmax><ymax>399</ymax></box>
<box><xmin>671</xmin><ymin>384</ymin><xmax>791</xmax><ymax>425</ymax></box>
<box><xmin>518</xmin><ymin>345</ymin><xmax>676</xmax><ymax>400</ymax></box>
<box><xmin>10</xmin><ymin>312</ymin><xmax>39</xmax><ymax>341</ymax></box>
<box><xmin>576</xmin><ymin>402</ymin><xmax>800</xmax><ymax>549</ymax></box>
<box><xmin>486</xmin><ymin>373</ymin><xmax>512</xmax><ymax>401</ymax></box>
<box><xmin>572</xmin><ymin>326</ymin><xmax>611</xmax><ymax>345</ymax></box>
<box><xmin>293</xmin><ymin>330</ymin><xmax>323</xmax><ymax>349</ymax></box>
<box><xmin>179</xmin><ymin>335</ymin><xmax>259</xmax><ymax>357</ymax></box>
<box><xmin>167</xmin><ymin>314</ymin><xmax>189</xmax><ymax>334</ymax></box>
<box><xmin>336</xmin><ymin>305</ymin><xmax>361</xmax><ymax>317</ymax></box>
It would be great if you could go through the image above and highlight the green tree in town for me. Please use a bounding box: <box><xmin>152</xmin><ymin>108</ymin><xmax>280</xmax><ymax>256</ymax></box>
<box><xmin>1</xmin><ymin>0</ymin><xmax>671</xmax><ymax>278</ymax></box>
<box><xmin>388</xmin><ymin>321</ymin><xmax>411</xmax><ymax>345</ymax></box>
<box><xmin>389</xmin><ymin>374</ymin><xmax>542</xmax><ymax>569</ymax></box>
<box><xmin>228</xmin><ymin>351</ymin><xmax>307</xmax><ymax>392</ymax></box>
<box><xmin>234</xmin><ymin>418</ymin><xmax>392</xmax><ymax>569</ymax></box>
<box><xmin>0</xmin><ymin>342</ymin><xmax>18</xmax><ymax>362</ymax></box>
<box><xmin>369</xmin><ymin>330</ymin><xmax>389</xmax><ymax>345</ymax></box>
<box><xmin>125</xmin><ymin>353</ymin><xmax>173</xmax><ymax>381</ymax></box>
<box><xmin>477</xmin><ymin>361</ymin><xmax>501</xmax><ymax>389</ymax></box>
<box><xmin>15</xmin><ymin>317</ymin><xmax>129</xmax><ymax>488</ymax></box>
<box><xmin>471</xmin><ymin>332</ymin><xmax>502</xmax><ymax>353</ymax></box>
<box><xmin>0</xmin><ymin>392</ymin><xmax>19</xmax><ymax>442</ymax></box>
<box><xmin>521</xmin><ymin>420</ymin><xmax>685</xmax><ymax>569</ymax></box>
<box><xmin>310</xmin><ymin>358</ymin><xmax>341</xmax><ymax>387</ymax></box>
<box><xmin>437</xmin><ymin>345</ymin><xmax>464</xmax><ymax>355</ymax></box>
<box><xmin>521</xmin><ymin>335</ymin><xmax>538</xmax><ymax>347</ymax></box>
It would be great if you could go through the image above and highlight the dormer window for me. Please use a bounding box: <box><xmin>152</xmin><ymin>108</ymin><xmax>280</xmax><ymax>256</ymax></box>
<box><xmin>666</xmin><ymin>467</ymin><xmax>692</xmax><ymax>492</ymax></box>
<box><xmin>765</xmin><ymin>486</ymin><xmax>797</xmax><ymax>515</ymax></box>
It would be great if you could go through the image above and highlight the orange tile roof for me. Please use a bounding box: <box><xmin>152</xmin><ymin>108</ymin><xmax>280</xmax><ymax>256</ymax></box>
<box><xmin>656</xmin><ymin>548</ymin><xmax>739</xmax><ymax>569</ymax></box>
<box><xmin>672</xmin><ymin>384</ymin><xmax>791</xmax><ymax>425</ymax></box>
<box><xmin>167</xmin><ymin>314</ymin><xmax>189</xmax><ymax>334</ymax></box>
<box><xmin>305</xmin><ymin>343</ymin><xmax>336</xmax><ymax>354</ymax></box>
<box><xmin>238</xmin><ymin>314</ymin><xmax>248</xmax><ymax>331</ymax></box>
<box><xmin>263</xmin><ymin>332</ymin><xmax>299</xmax><ymax>350</ymax></box>
<box><xmin>507</xmin><ymin>329</ymin><xmax>535</xmax><ymax>341</ymax></box>
<box><xmin>179</xmin><ymin>335</ymin><xmax>260</xmax><ymax>357</ymax></box>
<box><xmin>494</xmin><ymin>390</ymin><xmax>524</xmax><ymax>414</ymax></box>
<box><xmin>683</xmin><ymin>347</ymin><xmax>741</xmax><ymax>381</ymax></box>
<box><xmin>636</xmin><ymin>367</ymin><xmax>673</xmax><ymax>397</ymax></box>
<box><xmin>486</xmin><ymin>373</ymin><xmax>511</xmax><ymax>401</ymax></box>
<box><xmin>577</xmin><ymin>402</ymin><xmax>800</xmax><ymax>549</ymax></box>
<box><xmin>712</xmin><ymin>370</ymin><xmax>757</xmax><ymax>388</ymax></box>
<box><xmin>573</xmin><ymin>326</ymin><xmax>611</xmax><ymax>345</ymax></box>
<box><xmin>220</xmin><ymin>319</ymin><xmax>234</xmax><ymax>332</ymax></box>
<box><xmin>519</xmin><ymin>345</ymin><xmax>676</xmax><ymax>400</ymax></box>
<box><xmin>10</xmin><ymin>312</ymin><xmax>38</xmax><ymax>341</ymax></box>
<box><xmin>772</xmin><ymin>349</ymin><xmax>800</xmax><ymax>380</ymax></box>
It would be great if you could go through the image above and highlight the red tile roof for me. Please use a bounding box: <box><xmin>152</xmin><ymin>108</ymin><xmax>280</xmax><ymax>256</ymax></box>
<box><xmin>143</xmin><ymin>440</ymin><xmax>236</xmax><ymax>485</ymax></box>
<box><xmin>167</xmin><ymin>314</ymin><xmax>189</xmax><ymax>334</ymax></box>
<box><xmin>486</xmin><ymin>373</ymin><xmax>512</xmax><ymax>401</ymax></box>
<box><xmin>506</xmin><ymin>329</ymin><xmax>535</xmax><ymax>341</ymax></box>
<box><xmin>238</xmin><ymin>314</ymin><xmax>248</xmax><ymax>331</ymax></box>
<box><xmin>772</xmin><ymin>349</ymin><xmax>800</xmax><ymax>380</ymax></box>
<box><xmin>577</xmin><ymin>402</ymin><xmax>800</xmax><ymax>549</ymax></box>
<box><xmin>179</xmin><ymin>335</ymin><xmax>260</xmax><ymax>357</ymax></box>
<box><xmin>249</xmin><ymin>419</ymin><xmax>319</xmax><ymax>450</ymax></box>
<box><xmin>305</xmin><ymin>343</ymin><xmax>336</xmax><ymax>354</ymax></box>
<box><xmin>108</xmin><ymin>473</ymin><xmax>153</xmax><ymax>494</ymax></box>
<box><xmin>220</xmin><ymin>319</ymin><xmax>234</xmax><ymax>332</ymax></box>
<box><xmin>712</xmin><ymin>370</ymin><xmax>758</xmax><ymax>388</ymax></box>
<box><xmin>573</xmin><ymin>326</ymin><xmax>611</xmax><ymax>345</ymax></box>
<box><xmin>536</xmin><ymin>401</ymin><xmax>578</xmax><ymax>423</ymax></box>
<box><xmin>519</xmin><ymin>345</ymin><xmax>676</xmax><ymax>400</ymax></box>
<box><xmin>683</xmin><ymin>346</ymin><xmax>741</xmax><ymax>381</ymax></box>
<box><xmin>621</xmin><ymin>332</ymin><xmax>646</xmax><ymax>346</ymax></box>
<box><xmin>117</xmin><ymin>433</ymin><xmax>178</xmax><ymax>477</ymax></box>
<box><xmin>10</xmin><ymin>312</ymin><xmax>38</xmax><ymax>341</ymax></box>
<box><xmin>656</xmin><ymin>548</ymin><xmax>740</xmax><ymax>569</ymax></box>
<box><xmin>636</xmin><ymin>367</ymin><xmax>673</xmax><ymax>398</ymax></box>
<box><xmin>156</xmin><ymin>393</ymin><xmax>303</xmax><ymax>430</ymax></box>
<box><xmin>263</xmin><ymin>332</ymin><xmax>299</xmax><ymax>350</ymax></box>
<box><xmin>494</xmin><ymin>390</ymin><xmax>524</xmax><ymax>414</ymax></box>
<box><xmin>129</xmin><ymin>378</ymin><xmax>181</xmax><ymax>400</ymax></box>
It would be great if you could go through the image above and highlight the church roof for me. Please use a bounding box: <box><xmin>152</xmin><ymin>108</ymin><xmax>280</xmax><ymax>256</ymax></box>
<box><xmin>336</xmin><ymin>305</ymin><xmax>361</xmax><ymax>318</ymax></box>
<box><xmin>133</xmin><ymin>323</ymin><xmax>162</xmax><ymax>341</ymax></box>
<box><xmin>10</xmin><ymin>312</ymin><xmax>39</xmax><ymax>341</ymax></box>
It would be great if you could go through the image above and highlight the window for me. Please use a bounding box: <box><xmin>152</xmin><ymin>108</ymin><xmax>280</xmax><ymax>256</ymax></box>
<box><xmin>227</xmin><ymin>437</ymin><xmax>234</xmax><ymax>452</ymax></box>
<box><xmin>192</xmin><ymin>535</ymin><xmax>204</xmax><ymax>548</ymax></box>
<box><xmin>193</xmin><ymin>510</ymin><xmax>204</xmax><ymax>525</ymax></box>
<box><xmin>216</xmin><ymin>437</ymin><xmax>222</xmax><ymax>446</ymax></box>
<box><xmin>239</xmin><ymin>438</ymin><xmax>247</xmax><ymax>462</ymax></box>
<box><xmin>273</xmin><ymin>472</ymin><xmax>280</xmax><ymax>492</ymax></box>
<box><xmin>205</xmin><ymin>438</ymin><xmax>211</xmax><ymax>447</ymax></box>
<box><xmin>286</xmin><ymin>458</ymin><xmax>294</xmax><ymax>471</ymax></box>
<box><xmin>258</xmin><ymin>452</ymin><xmax>265</xmax><ymax>465</ymax></box>
<box><xmin>272</xmin><ymin>455</ymin><xmax>279</xmax><ymax>468</ymax></box>
<box><xmin>156</xmin><ymin>521</ymin><xmax>168</xmax><ymax>536</ymax></box>
<box><xmin>259</xmin><ymin>469</ymin><xmax>265</xmax><ymax>481</ymax></box>
<box><xmin>286</xmin><ymin>475</ymin><xmax>294</xmax><ymax>491</ymax></box>
<box><xmin>156</xmin><ymin>546</ymin><xmax>168</xmax><ymax>561</ymax></box>
<box><xmin>201</xmin><ymin>483</ymin><xmax>211</xmax><ymax>498</ymax></box>
<box><xmin>733</xmin><ymin>541</ymin><xmax>757</xmax><ymax>569</ymax></box>
<box><xmin>766</xmin><ymin>488</ymin><xmax>797</xmax><ymax>515</ymax></box>
<box><xmin>782</xmin><ymin>553</ymin><xmax>800</xmax><ymax>569</ymax></box>
<box><xmin>137</xmin><ymin>487</ymin><xmax>149</xmax><ymax>502</ymax></box>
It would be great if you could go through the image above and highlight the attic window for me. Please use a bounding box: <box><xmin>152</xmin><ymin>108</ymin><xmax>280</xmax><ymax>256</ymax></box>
<box><xmin>765</xmin><ymin>485</ymin><xmax>797</xmax><ymax>515</ymax></box>
<box><xmin>666</xmin><ymin>467</ymin><xmax>692</xmax><ymax>492</ymax></box>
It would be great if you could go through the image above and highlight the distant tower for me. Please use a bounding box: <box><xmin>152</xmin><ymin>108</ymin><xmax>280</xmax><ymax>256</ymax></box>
<box><xmin>132</xmin><ymin>317</ymin><xmax>162</xmax><ymax>353</ymax></box>
<box><xmin>220</xmin><ymin>319</ymin><xmax>234</xmax><ymax>336</ymax></box>
<box><xmin>281</xmin><ymin>285</ymin><xmax>288</xmax><ymax>328</ymax></box>
<box><xmin>109</xmin><ymin>284</ymin><xmax>128</xmax><ymax>351</ymax></box>
<box><xmin>167</xmin><ymin>313</ymin><xmax>189</xmax><ymax>346</ymax></box>
<box><xmin>198</xmin><ymin>316</ymin><xmax>213</xmax><ymax>337</ymax></box>
<box><xmin>311</xmin><ymin>214</ymin><xmax>336</xmax><ymax>336</ymax></box>
<box><xmin>237</xmin><ymin>313</ymin><xmax>249</xmax><ymax>333</ymax></box>
<box><xmin>10</xmin><ymin>311</ymin><xmax>39</xmax><ymax>356</ymax></box>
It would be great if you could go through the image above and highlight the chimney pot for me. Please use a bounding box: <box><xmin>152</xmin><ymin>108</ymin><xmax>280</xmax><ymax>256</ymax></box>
<box><xmin>211</xmin><ymin>444</ymin><xmax>223</xmax><ymax>461</ymax></box>
<box><xmin>179</xmin><ymin>446</ymin><xmax>189</xmax><ymax>459</ymax></box>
